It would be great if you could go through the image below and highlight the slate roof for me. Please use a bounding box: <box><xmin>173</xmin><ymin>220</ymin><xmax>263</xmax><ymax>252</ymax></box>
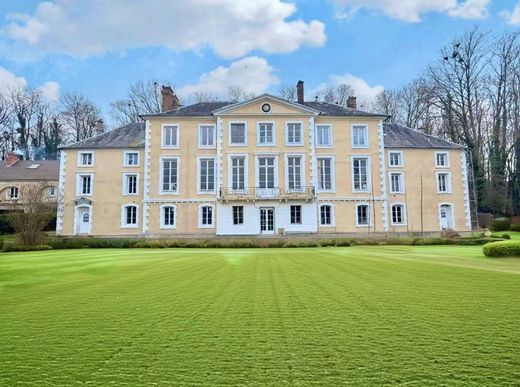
<box><xmin>61</xmin><ymin>122</ymin><xmax>145</xmax><ymax>149</ymax></box>
<box><xmin>383</xmin><ymin>122</ymin><xmax>464</xmax><ymax>149</ymax></box>
<box><xmin>303</xmin><ymin>101</ymin><xmax>387</xmax><ymax>117</ymax></box>
<box><xmin>0</xmin><ymin>160</ymin><xmax>59</xmax><ymax>181</ymax></box>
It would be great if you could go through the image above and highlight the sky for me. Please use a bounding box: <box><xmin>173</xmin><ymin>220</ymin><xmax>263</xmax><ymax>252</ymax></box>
<box><xmin>0</xmin><ymin>0</ymin><xmax>519</xmax><ymax>127</ymax></box>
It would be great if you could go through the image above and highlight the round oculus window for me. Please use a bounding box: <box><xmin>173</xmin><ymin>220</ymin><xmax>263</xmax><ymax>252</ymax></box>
<box><xmin>261</xmin><ymin>103</ymin><xmax>271</xmax><ymax>113</ymax></box>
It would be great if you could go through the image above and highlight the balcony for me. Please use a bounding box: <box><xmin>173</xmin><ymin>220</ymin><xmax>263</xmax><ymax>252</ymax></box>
<box><xmin>219</xmin><ymin>186</ymin><xmax>315</xmax><ymax>202</ymax></box>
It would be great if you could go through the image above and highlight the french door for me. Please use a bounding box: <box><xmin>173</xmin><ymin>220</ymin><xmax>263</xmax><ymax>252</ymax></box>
<box><xmin>260</xmin><ymin>208</ymin><xmax>275</xmax><ymax>234</ymax></box>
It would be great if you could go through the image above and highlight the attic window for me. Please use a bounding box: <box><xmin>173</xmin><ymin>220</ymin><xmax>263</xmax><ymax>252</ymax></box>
<box><xmin>261</xmin><ymin>103</ymin><xmax>271</xmax><ymax>113</ymax></box>
<box><xmin>27</xmin><ymin>164</ymin><xmax>41</xmax><ymax>169</ymax></box>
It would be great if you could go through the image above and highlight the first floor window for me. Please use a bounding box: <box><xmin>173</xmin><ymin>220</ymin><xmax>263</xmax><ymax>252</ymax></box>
<box><xmin>124</xmin><ymin>174</ymin><xmax>138</xmax><ymax>195</ymax></box>
<box><xmin>352</xmin><ymin>125</ymin><xmax>368</xmax><ymax>148</ymax></box>
<box><xmin>125</xmin><ymin>152</ymin><xmax>139</xmax><ymax>166</ymax></box>
<box><xmin>231</xmin><ymin>156</ymin><xmax>246</xmax><ymax>190</ymax></box>
<box><xmin>199</xmin><ymin>125</ymin><xmax>215</xmax><ymax>147</ymax></box>
<box><xmin>436</xmin><ymin>152</ymin><xmax>449</xmax><ymax>167</ymax></box>
<box><xmin>8</xmin><ymin>186</ymin><xmax>18</xmax><ymax>199</ymax></box>
<box><xmin>316</xmin><ymin>125</ymin><xmax>332</xmax><ymax>146</ymax></box>
<box><xmin>286</xmin><ymin>122</ymin><xmax>302</xmax><ymax>145</ymax></box>
<box><xmin>356</xmin><ymin>204</ymin><xmax>369</xmax><ymax>226</ymax></box>
<box><xmin>437</xmin><ymin>173</ymin><xmax>450</xmax><ymax>193</ymax></box>
<box><xmin>162</xmin><ymin>125</ymin><xmax>178</xmax><ymax>147</ymax></box>
<box><xmin>123</xmin><ymin>205</ymin><xmax>138</xmax><ymax>226</ymax></box>
<box><xmin>390</xmin><ymin>173</ymin><xmax>403</xmax><ymax>193</ymax></box>
<box><xmin>233</xmin><ymin>206</ymin><xmax>244</xmax><ymax>225</ymax></box>
<box><xmin>162</xmin><ymin>206</ymin><xmax>175</xmax><ymax>227</ymax></box>
<box><xmin>200</xmin><ymin>205</ymin><xmax>213</xmax><ymax>226</ymax></box>
<box><xmin>389</xmin><ymin>152</ymin><xmax>402</xmax><ymax>167</ymax></box>
<box><xmin>79</xmin><ymin>152</ymin><xmax>93</xmax><ymax>166</ymax></box>
<box><xmin>353</xmin><ymin>157</ymin><xmax>369</xmax><ymax>192</ymax></box>
<box><xmin>320</xmin><ymin>205</ymin><xmax>332</xmax><ymax>225</ymax></box>
<box><xmin>230</xmin><ymin>123</ymin><xmax>246</xmax><ymax>145</ymax></box>
<box><xmin>290</xmin><ymin>205</ymin><xmax>302</xmax><ymax>224</ymax></box>
<box><xmin>162</xmin><ymin>158</ymin><xmax>178</xmax><ymax>193</ymax></box>
<box><xmin>287</xmin><ymin>156</ymin><xmax>302</xmax><ymax>190</ymax></box>
<box><xmin>258</xmin><ymin>122</ymin><xmax>274</xmax><ymax>144</ymax></box>
<box><xmin>258</xmin><ymin>157</ymin><xmax>275</xmax><ymax>189</ymax></box>
<box><xmin>78</xmin><ymin>174</ymin><xmax>92</xmax><ymax>195</ymax></box>
<box><xmin>199</xmin><ymin>158</ymin><xmax>215</xmax><ymax>192</ymax></box>
<box><xmin>391</xmin><ymin>204</ymin><xmax>405</xmax><ymax>225</ymax></box>
<box><xmin>317</xmin><ymin>157</ymin><xmax>332</xmax><ymax>191</ymax></box>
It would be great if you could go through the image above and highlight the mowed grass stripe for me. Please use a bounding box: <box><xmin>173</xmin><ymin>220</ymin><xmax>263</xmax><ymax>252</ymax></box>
<box><xmin>1</xmin><ymin>247</ymin><xmax>519</xmax><ymax>385</ymax></box>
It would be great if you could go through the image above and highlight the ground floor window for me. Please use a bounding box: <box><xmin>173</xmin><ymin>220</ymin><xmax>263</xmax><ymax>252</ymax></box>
<box><xmin>391</xmin><ymin>204</ymin><xmax>406</xmax><ymax>225</ymax></box>
<box><xmin>8</xmin><ymin>186</ymin><xmax>19</xmax><ymax>199</ymax></box>
<box><xmin>161</xmin><ymin>206</ymin><xmax>176</xmax><ymax>228</ymax></box>
<box><xmin>200</xmin><ymin>205</ymin><xmax>213</xmax><ymax>227</ymax></box>
<box><xmin>290</xmin><ymin>205</ymin><xmax>302</xmax><ymax>224</ymax></box>
<box><xmin>233</xmin><ymin>206</ymin><xmax>244</xmax><ymax>225</ymax></box>
<box><xmin>122</xmin><ymin>205</ymin><xmax>138</xmax><ymax>227</ymax></box>
<box><xmin>356</xmin><ymin>204</ymin><xmax>369</xmax><ymax>226</ymax></box>
<box><xmin>320</xmin><ymin>205</ymin><xmax>332</xmax><ymax>225</ymax></box>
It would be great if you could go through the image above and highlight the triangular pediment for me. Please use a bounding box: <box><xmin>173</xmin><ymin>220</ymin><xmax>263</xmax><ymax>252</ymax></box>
<box><xmin>213</xmin><ymin>94</ymin><xmax>319</xmax><ymax>116</ymax></box>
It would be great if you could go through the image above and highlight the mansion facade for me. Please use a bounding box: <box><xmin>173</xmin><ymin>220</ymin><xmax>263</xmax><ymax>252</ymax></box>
<box><xmin>57</xmin><ymin>85</ymin><xmax>471</xmax><ymax>237</ymax></box>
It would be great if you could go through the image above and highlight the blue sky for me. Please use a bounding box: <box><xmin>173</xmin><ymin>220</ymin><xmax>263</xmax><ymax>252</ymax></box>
<box><xmin>0</xmin><ymin>0</ymin><xmax>519</xmax><ymax>125</ymax></box>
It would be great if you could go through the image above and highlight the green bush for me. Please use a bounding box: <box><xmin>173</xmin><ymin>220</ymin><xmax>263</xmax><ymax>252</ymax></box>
<box><xmin>413</xmin><ymin>238</ymin><xmax>452</xmax><ymax>245</ymax></box>
<box><xmin>482</xmin><ymin>241</ymin><xmax>520</xmax><ymax>257</ymax></box>
<box><xmin>502</xmin><ymin>234</ymin><xmax>511</xmax><ymax>240</ymax></box>
<box><xmin>510</xmin><ymin>224</ymin><xmax>520</xmax><ymax>232</ymax></box>
<box><xmin>335</xmin><ymin>239</ymin><xmax>351</xmax><ymax>247</ymax></box>
<box><xmin>48</xmin><ymin>238</ymin><xmax>143</xmax><ymax>249</ymax></box>
<box><xmin>454</xmin><ymin>237</ymin><xmax>503</xmax><ymax>246</ymax></box>
<box><xmin>319</xmin><ymin>239</ymin><xmax>336</xmax><ymax>247</ymax></box>
<box><xmin>2</xmin><ymin>241</ymin><xmax>53</xmax><ymax>252</ymax></box>
<box><xmin>385</xmin><ymin>237</ymin><xmax>417</xmax><ymax>245</ymax></box>
<box><xmin>492</xmin><ymin>217</ymin><xmax>511</xmax><ymax>232</ymax></box>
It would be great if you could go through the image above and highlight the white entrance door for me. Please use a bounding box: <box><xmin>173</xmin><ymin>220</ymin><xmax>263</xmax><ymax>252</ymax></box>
<box><xmin>260</xmin><ymin>208</ymin><xmax>275</xmax><ymax>234</ymax></box>
<box><xmin>76</xmin><ymin>206</ymin><xmax>91</xmax><ymax>234</ymax></box>
<box><xmin>440</xmin><ymin>204</ymin><xmax>454</xmax><ymax>230</ymax></box>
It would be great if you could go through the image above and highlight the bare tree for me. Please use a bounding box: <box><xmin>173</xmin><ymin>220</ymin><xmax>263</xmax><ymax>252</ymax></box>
<box><xmin>227</xmin><ymin>85</ymin><xmax>255</xmax><ymax>102</ymax></box>
<box><xmin>60</xmin><ymin>92</ymin><xmax>101</xmax><ymax>143</ymax></box>
<box><xmin>372</xmin><ymin>89</ymin><xmax>400</xmax><ymax>119</ymax></box>
<box><xmin>278</xmin><ymin>84</ymin><xmax>297</xmax><ymax>101</ymax></box>
<box><xmin>316</xmin><ymin>84</ymin><xmax>354</xmax><ymax>106</ymax></box>
<box><xmin>193</xmin><ymin>90</ymin><xmax>216</xmax><ymax>103</ymax></box>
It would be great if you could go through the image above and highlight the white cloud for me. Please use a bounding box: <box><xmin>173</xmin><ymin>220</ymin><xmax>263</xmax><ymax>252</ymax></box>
<box><xmin>500</xmin><ymin>2</ymin><xmax>520</xmax><ymax>25</ymax></box>
<box><xmin>180</xmin><ymin>57</ymin><xmax>279</xmax><ymax>98</ymax></box>
<box><xmin>333</xmin><ymin>0</ymin><xmax>489</xmax><ymax>22</ymax></box>
<box><xmin>0</xmin><ymin>66</ymin><xmax>27</xmax><ymax>91</ymax></box>
<box><xmin>3</xmin><ymin>0</ymin><xmax>326</xmax><ymax>59</ymax></box>
<box><xmin>37</xmin><ymin>81</ymin><xmax>60</xmax><ymax>101</ymax></box>
<box><xmin>315</xmin><ymin>73</ymin><xmax>384</xmax><ymax>106</ymax></box>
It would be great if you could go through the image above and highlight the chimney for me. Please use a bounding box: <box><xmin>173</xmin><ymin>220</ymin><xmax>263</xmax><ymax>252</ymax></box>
<box><xmin>347</xmin><ymin>96</ymin><xmax>357</xmax><ymax>109</ymax></box>
<box><xmin>95</xmin><ymin>119</ymin><xmax>104</xmax><ymax>135</ymax></box>
<box><xmin>297</xmin><ymin>80</ymin><xmax>304</xmax><ymax>104</ymax></box>
<box><xmin>161</xmin><ymin>85</ymin><xmax>180</xmax><ymax>112</ymax></box>
<box><xmin>5</xmin><ymin>153</ymin><xmax>19</xmax><ymax>167</ymax></box>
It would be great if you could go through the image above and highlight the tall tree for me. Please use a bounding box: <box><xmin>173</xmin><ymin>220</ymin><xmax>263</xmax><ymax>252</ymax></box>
<box><xmin>60</xmin><ymin>92</ymin><xmax>101</xmax><ymax>143</ymax></box>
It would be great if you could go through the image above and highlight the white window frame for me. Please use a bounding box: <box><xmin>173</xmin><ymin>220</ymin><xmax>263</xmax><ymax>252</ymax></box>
<box><xmin>197</xmin><ymin>157</ymin><xmax>216</xmax><ymax>194</ymax></box>
<box><xmin>284</xmin><ymin>153</ymin><xmax>305</xmax><ymax>191</ymax></box>
<box><xmin>8</xmin><ymin>186</ymin><xmax>19</xmax><ymax>200</ymax></box>
<box><xmin>161</xmin><ymin>124</ymin><xmax>180</xmax><ymax>149</ymax></box>
<box><xmin>121</xmin><ymin>204</ymin><xmax>139</xmax><ymax>229</ymax></box>
<box><xmin>319</xmin><ymin>203</ymin><xmax>335</xmax><ymax>227</ymax></box>
<box><xmin>438</xmin><ymin>202</ymin><xmax>456</xmax><ymax>230</ymax></box>
<box><xmin>355</xmin><ymin>203</ymin><xmax>371</xmax><ymax>227</ymax></box>
<box><xmin>159</xmin><ymin>157</ymin><xmax>180</xmax><ymax>195</ymax></box>
<box><xmin>390</xmin><ymin>203</ymin><xmax>407</xmax><ymax>226</ymax></box>
<box><xmin>76</xmin><ymin>173</ymin><xmax>94</xmax><ymax>196</ymax></box>
<box><xmin>351</xmin><ymin>155</ymin><xmax>371</xmax><ymax>193</ymax></box>
<box><xmin>389</xmin><ymin>172</ymin><xmax>405</xmax><ymax>194</ymax></box>
<box><xmin>78</xmin><ymin>151</ymin><xmax>94</xmax><ymax>167</ymax></box>
<box><xmin>232</xmin><ymin>205</ymin><xmax>244</xmax><ymax>225</ymax></box>
<box><xmin>436</xmin><ymin>171</ymin><xmax>452</xmax><ymax>194</ymax></box>
<box><xmin>351</xmin><ymin>124</ymin><xmax>369</xmax><ymax>149</ymax></box>
<box><xmin>198</xmin><ymin>124</ymin><xmax>216</xmax><ymax>149</ymax></box>
<box><xmin>316</xmin><ymin>124</ymin><xmax>333</xmax><ymax>148</ymax></box>
<box><xmin>255</xmin><ymin>154</ymin><xmax>279</xmax><ymax>190</ymax></box>
<box><xmin>317</xmin><ymin>156</ymin><xmax>335</xmax><ymax>193</ymax></box>
<box><xmin>122</xmin><ymin>173</ymin><xmax>140</xmax><ymax>196</ymax></box>
<box><xmin>256</xmin><ymin>121</ymin><xmax>276</xmax><ymax>146</ymax></box>
<box><xmin>388</xmin><ymin>151</ymin><xmax>403</xmax><ymax>168</ymax></box>
<box><xmin>290</xmin><ymin>205</ymin><xmax>303</xmax><ymax>225</ymax></box>
<box><xmin>227</xmin><ymin>154</ymin><xmax>249</xmax><ymax>191</ymax></box>
<box><xmin>285</xmin><ymin>121</ymin><xmax>304</xmax><ymax>146</ymax></box>
<box><xmin>123</xmin><ymin>150</ymin><xmax>140</xmax><ymax>167</ymax></box>
<box><xmin>228</xmin><ymin>121</ymin><xmax>248</xmax><ymax>146</ymax></box>
<box><xmin>160</xmin><ymin>204</ymin><xmax>177</xmax><ymax>229</ymax></box>
<box><xmin>198</xmin><ymin>204</ymin><xmax>215</xmax><ymax>228</ymax></box>
<box><xmin>435</xmin><ymin>151</ymin><xmax>450</xmax><ymax>168</ymax></box>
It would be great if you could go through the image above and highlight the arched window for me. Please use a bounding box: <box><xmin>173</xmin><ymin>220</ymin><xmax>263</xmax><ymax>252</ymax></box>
<box><xmin>82</xmin><ymin>212</ymin><xmax>90</xmax><ymax>222</ymax></box>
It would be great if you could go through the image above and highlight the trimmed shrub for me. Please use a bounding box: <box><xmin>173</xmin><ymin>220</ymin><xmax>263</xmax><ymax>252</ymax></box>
<box><xmin>47</xmin><ymin>238</ymin><xmax>143</xmax><ymax>249</ymax></box>
<box><xmin>510</xmin><ymin>224</ymin><xmax>520</xmax><ymax>232</ymax></box>
<box><xmin>492</xmin><ymin>217</ymin><xmax>511</xmax><ymax>232</ymax></box>
<box><xmin>385</xmin><ymin>237</ymin><xmax>417</xmax><ymax>245</ymax></box>
<box><xmin>335</xmin><ymin>239</ymin><xmax>351</xmax><ymax>247</ymax></box>
<box><xmin>483</xmin><ymin>241</ymin><xmax>520</xmax><ymax>257</ymax></box>
<box><xmin>441</xmin><ymin>230</ymin><xmax>461</xmax><ymax>239</ymax></box>
<box><xmin>413</xmin><ymin>238</ymin><xmax>451</xmax><ymax>245</ymax></box>
<box><xmin>2</xmin><ymin>241</ymin><xmax>52</xmax><ymax>252</ymax></box>
<box><xmin>319</xmin><ymin>239</ymin><xmax>336</xmax><ymax>247</ymax></box>
<box><xmin>502</xmin><ymin>234</ymin><xmax>511</xmax><ymax>240</ymax></box>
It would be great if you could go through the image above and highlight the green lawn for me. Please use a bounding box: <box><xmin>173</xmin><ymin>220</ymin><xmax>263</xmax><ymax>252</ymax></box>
<box><xmin>1</xmin><ymin>246</ymin><xmax>519</xmax><ymax>386</ymax></box>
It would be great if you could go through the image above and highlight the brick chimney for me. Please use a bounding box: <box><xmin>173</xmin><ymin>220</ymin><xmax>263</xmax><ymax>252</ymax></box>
<box><xmin>95</xmin><ymin>119</ymin><xmax>104</xmax><ymax>135</ymax></box>
<box><xmin>4</xmin><ymin>153</ymin><xmax>19</xmax><ymax>166</ymax></box>
<box><xmin>347</xmin><ymin>96</ymin><xmax>357</xmax><ymax>109</ymax></box>
<box><xmin>297</xmin><ymin>80</ymin><xmax>304</xmax><ymax>104</ymax></box>
<box><xmin>161</xmin><ymin>85</ymin><xmax>180</xmax><ymax>112</ymax></box>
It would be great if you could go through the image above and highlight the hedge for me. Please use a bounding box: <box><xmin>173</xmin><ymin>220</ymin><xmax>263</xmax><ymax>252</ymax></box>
<box><xmin>482</xmin><ymin>241</ymin><xmax>520</xmax><ymax>257</ymax></box>
<box><xmin>510</xmin><ymin>224</ymin><xmax>520</xmax><ymax>232</ymax></box>
<box><xmin>492</xmin><ymin>217</ymin><xmax>511</xmax><ymax>231</ymax></box>
<box><xmin>2</xmin><ymin>241</ymin><xmax>53</xmax><ymax>252</ymax></box>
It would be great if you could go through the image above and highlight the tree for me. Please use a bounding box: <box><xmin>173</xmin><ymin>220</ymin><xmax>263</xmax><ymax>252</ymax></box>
<box><xmin>278</xmin><ymin>84</ymin><xmax>297</xmax><ymax>101</ymax></box>
<box><xmin>60</xmin><ymin>92</ymin><xmax>101</xmax><ymax>143</ymax></box>
<box><xmin>226</xmin><ymin>85</ymin><xmax>255</xmax><ymax>102</ymax></box>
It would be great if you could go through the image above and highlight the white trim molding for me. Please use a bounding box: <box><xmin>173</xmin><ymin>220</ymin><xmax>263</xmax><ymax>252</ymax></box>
<box><xmin>355</xmin><ymin>202</ymin><xmax>371</xmax><ymax>227</ymax></box>
<box><xmin>159</xmin><ymin>204</ymin><xmax>177</xmax><ymax>229</ymax></box>
<box><xmin>388</xmin><ymin>150</ymin><xmax>404</xmax><ymax>168</ymax></box>
<box><xmin>318</xmin><ymin>202</ymin><xmax>335</xmax><ymax>227</ymax></box>
<box><xmin>436</xmin><ymin>171</ymin><xmax>452</xmax><ymax>194</ymax></box>
<box><xmin>438</xmin><ymin>202</ymin><xmax>456</xmax><ymax>230</ymax></box>
<box><xmin>123</xmin><ymin>150</ymin><xmax>140</xmax><ymax>167</ymax></box>
<box><xmin>56</xmin><ymin>150</ymin><xmax>67</xmax><ymax>235</ymax></box>
<box><xmin>351</xmin><ymin>155</ymin><xmax>371</xmax><ymax>193</ymax></box>
<box><xmin>256</xmin><ymin>121</ymin><xmax>276</xmax><ymax>146</ymax></box>
<box><xmin>198</xmin><ymin>204</ymin><xmax>215</xmax><ymax>228</ymax></box>
<box><xmin>284</xmin><ymin>153</ymin><xmax>306</xmax><ymax>191</ymax></box>
<box><xmin>159</xmin><ymin>156</ymin><xmax>180</xmax><ymax>195</ymax></box>
<box><xmin>122</xmin><ymin>172</ymin><xmax>140</xmax><ymax>196</ymax></box>
<box><xmin>228</xmin><ymin>121</ymin><xmax>248</xmax><ymax>146</ymax></box>
<box><xmin>75</xmin><ymin>172</ymin><xmax>94</xmax><ymax>196</ymax></box>
<box><xmin>388</xmin><ymin>171</ymin><xmax>405</xmax><ymax>194</ymax></box>
<box><xmin>197</xmin><ymin>156</ymin><xmax>217</xmax><ymax>194</ymax></box>
<box><xmin>315</xmin><ymin>123</ymin><xmax>333</xmax><ymax>148</ymax></box>
<box><xmin>390</xmin><ymin>202</ymin><xmax>407</xmax><ymax>226</ymax></box>
<box><xmin>461</xmin><ymin>152</ymin><xmax>472</xmax><ymax>229</ymax></box>
<box><xmin>198</xmin><ymin>123</ymin><xmax>216</xmax><ymax>149</ymax></box>
<box><xmin>77</xmin><ymin>151</ymin><xmax>95</xmax><ymax>167</ymax></box>
<box><xmin>142</xmin><ymin>120</ymin><xmax>152</xmax><ymax>233</ymax></box>
<box><xmin>227</xmin><ymin>153</ymin><xmax>249</xmax><ymax>190</ymax></box>
<box><xmin>434</xmin><ymin>151</ymin><xmax>450</xmax><ymax>168</ymax></box>
<box><xmin>285</xmin><ymin>121</ymin><xmax>304</xmax><ymax>146</ymax></box>
<box><xmin>161</xmin><ymin>123</ymin><xmax>180</xmax><ymax>149</ymax></box>
<box><xmin>316</xmin><ymin>155</ymin><xmax>335</xmax><ymax>193</ymax></box>
<box><xmin>121</xmin><ymin>204</ymin><xmax>139</xmax><ymax>229</ymax></box>
<box><xmin>351</xmin><ymin>123</ymin><xmax>369</xmax><ymax>149</ymax></box>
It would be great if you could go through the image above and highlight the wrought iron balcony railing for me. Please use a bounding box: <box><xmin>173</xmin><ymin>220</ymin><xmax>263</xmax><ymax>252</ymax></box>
<box><xmin>219</xmin><ymin>186</ymin><xmax>315</xmax><ymax>201</ymax></box>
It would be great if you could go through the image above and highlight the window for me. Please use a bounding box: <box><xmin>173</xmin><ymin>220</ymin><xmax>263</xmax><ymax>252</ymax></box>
<box><xmin>352</xmin><ymin>157</ymin><xmax>369</xmax><ymax>192</ymax></box>
<box><xmin>162</xmin><ymin>125</ymin><xmax>179</xmax><ymax>148</ymax></box>
<box><xmin>27</xmin><ymin>163</ymin><xmax>41</xmax><ymax>169</ymax></box>
<box><xmin>391</xmin><ymin>204</ymin><xmax>406</xmax><ymax>225</ymax></box>
<box><xmin>437</xmin><ymin>172</ymin><xmax>451</xmax><ymax>193</ymax></box>
<box><xmin>199</xmin><ymin>125</ymin><xmax>215</xmax><ymax>148</ymax></box>
<box><xmin>230</xmin><ymin>156</ymin><xmax>246</xmax><ymax>190</ymax></box>
<box><xmin>230</xmin><ymin>123</ymin><xmax>246</xmax><ymax>145</ymax></box>
<box><xmin>258</xmin><ymin>157</ymin><xmax>275</xmax><ymax>189</ymax></box>
<box><xmin>198</xmin><ymin>158</ymin><xmax>215</xmax><ymax>192</ymax></box>
<box><xmin>317</xmin><ymin>157</ymin><xmax>333</xmax><ymax>191</ymax></box>
<box><xmin>320</xmin><ymin>205</ymin><xmax>332</xmax><ymax>226</ymax></box>
<box><xmin>161</xmin><ymin>206</ymin><xmax>176</xmax><ymax>228</ymax></box>
<box><xmin>356</xmin><ymin>204</ymin><xmax>369</xmax><ymax>226</ymax></box>
<box><xmin>316</xmin><ymin>125</ymin><xmax>332</xmax><ymax>147</ymax></box>
<box><xmin>389</xmin><ymin>152</ymin><xmax>402</xmax><ymax>167</ymax></box>
<box><xmin>352</xmin><ymin>125</ymin><xmax>368</xmax><ymax>148</ymax></box>
<box><xmin>82</xmin><ymin>212</ymin><xmax>90</xmax><ymax>223</ymax></box>
<box><xmin>258</xmin><ymin>122</ymin><xmax>274</xmax><ymax>145</ymax></box>
<box><xmin>124</xmin><ymin>152</ymin><xmax>139</xmax><ymax>166</ymax></box>
<box><xmin>161</xmin><ymin>158</ymin><xmax>178</xmax><ymax>193</ymax></box>
<box><xmin>123</xmin><ymin>173</ymin><xmax>138</xmax><ymax>195</ymax></box>
<box><xmin>200</xmin><ymin>205</ymin><xmax>214</xmax><ymax>227</ymax></box>
<box><xmin>390</xmin><ymin>173</ymin><xmax>404</xmax><ymax>193</ymax></box>
<box><xmin>435</xmin><ymin>152</ymin><xmax>449</xmax><ymax>167</ymax></box>
<box><xmin>122</xmin><ymin>205</ymin><xmax>138</xmax><ymax>227</ymax></box>
<box><xmin>287</xmin><ymin>156</ymin><xmax>302</xmax><ymax>190</ymax></box>
<box><xmin>290</xmin><ymin>205</ymin><xmax>302</xmax><ymax>224</ymax></box>
<box><xmin>233</xmin><ymin>206</ymin><xmax>244</xmax><ymax>225</ymax></box>
<box><xmin>77</xmin><ymin>174</ymin><xmax>93</xmax><ymax>196</ymax></box>
<box><xmin>48</xmin><ymin>186</ymin><xmax>57</xmax><ymax>197</ymax></box>
<box><xmin>286</xmin><ymin>122</ymin><xmax>303</xmax><ymax>145</ymax></box>
<box><xmin>8</xmin><ymin>186</ymin><xmax>18</xmax><ymax>199</ymax></box>
<box><xmin>78</xmin><ymin>152</ymin><xmax>93</xmax><ymax>166</ymax></box>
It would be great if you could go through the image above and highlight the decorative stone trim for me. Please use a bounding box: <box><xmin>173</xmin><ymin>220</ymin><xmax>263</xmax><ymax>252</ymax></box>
<box><xmin>461</xmin><ymin>152</ymin><xmax>472</xmax><ymax>229</ymax></box>
<box><xmin>216</xmin><ymin>117</ymin><xmax>223</xmax><ymax>195</ymax></box>
<box><xmin>142</xmin><ymin>120</ymin><xmax>152</xmax><ymax>233</ymax></box>
<box><xmin>56</xmin><ymin>150</ymin><xmax>67</xmax><ymax>235</ymax></box>
<box><xmin>378</xmin><ymin>120</ymin><xmax>388</xmax><ymax>231</ymax></box>
<box><xmin>309</xmin><ymin>116</ymin><xmax>317</xmax><ymax>190</ymax></box>
<box><xmin>145</xmin><ymin>199</ymin><xmax>217</xmax><ymax>204</ymax></box>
